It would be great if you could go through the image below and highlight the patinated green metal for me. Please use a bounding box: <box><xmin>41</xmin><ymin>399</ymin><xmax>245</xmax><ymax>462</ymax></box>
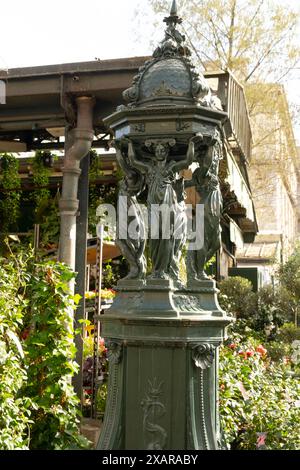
<box><xmin>97</xmin><ymin>0</ymin><xmax>233</xmax><ymax>450</ymax></box>
<box><xmin>115</xmin><ymin>142</ymin><xmax>147</xmax><ymax>280</ymax></box>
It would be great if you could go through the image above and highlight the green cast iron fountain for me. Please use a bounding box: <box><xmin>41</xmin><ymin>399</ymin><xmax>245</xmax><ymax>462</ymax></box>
<box><xmin>97</xmin><ymin>0</ymin><xmax>233</xmax><ymax>450</ymax></box>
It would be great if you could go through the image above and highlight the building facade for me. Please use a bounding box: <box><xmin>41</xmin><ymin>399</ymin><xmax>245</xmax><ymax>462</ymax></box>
<box><xmin>236</xmin><ymin>84</ymin><xmax>300</xmax><ymax>285</ymax></box>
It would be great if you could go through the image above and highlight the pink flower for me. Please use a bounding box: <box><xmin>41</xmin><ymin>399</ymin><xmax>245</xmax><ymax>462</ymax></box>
<box><xmin>246</xmin><ymin>350</ymin><xmax>254</xmax><ymax>357</ymax></box>
<box><xmin>256</xmin><ymin>433</ymin><xmax>267</xmax><ymax>448</ymax></box>
<box><xmin>256</xmin><ymin>345</ymin><xmax>267</xmax><ymax>356</ymax></box>
<box><xmin>238</xmin><ymin>350</ymin><xmax>247</xmax><ymax>359</ymax></box>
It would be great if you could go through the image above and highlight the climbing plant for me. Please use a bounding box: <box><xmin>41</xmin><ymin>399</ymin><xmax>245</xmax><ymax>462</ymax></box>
<box><xmin>31</xmin><ymin>151</ymin><xmax>61</xmax><ymax>249</ymax></box>
<box><xmin>32</xmin><ymin>151</ymin><xmax>51</xmax><ymax>217</ymax></box>
<box><xmin>0</xmin><ymin>249</ymin><xmax>32</xmax><ymax>449</ymax></box>
<box><xmin>0</xmin><ymin>153</ymin><xmax>21</xmax><ymax>236</ymax></box>
<box><xmin>88</xmin><ymin>150</ymin><xmax>120</xmax><ymax>237</ymax></box>
<box><xmin>0</xmin><ymin>244</ymin><xmax>91</xmax><ymax>450</ymax></box>
<box><xmin>21</xmin><ymin>257</ymin><xmax>89</xmax><ymax>449</ymax></box>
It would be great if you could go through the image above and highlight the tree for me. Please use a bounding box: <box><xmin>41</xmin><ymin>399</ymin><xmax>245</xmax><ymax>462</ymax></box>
<box><xmin>278</xmin><ymin>243</ymin><xmax>300</xmax><ymax>325</ymax></box>
<box><xmin>135</xmin><ymin>0</ymin><xmax>300</xmax><ymax>256</ymax></box>
<box><xmin>218</xmin><ymin>276</ymin><xmax>256</xmax><ymax>318</ymax></box>
<box><xmin>137</xmin><ymin>0</ymin><xmax>300</xmax><ymax>83</ymax></box>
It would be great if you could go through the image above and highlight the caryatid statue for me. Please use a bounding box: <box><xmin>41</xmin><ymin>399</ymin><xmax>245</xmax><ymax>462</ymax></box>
<box><xmin>186</xmin><ymin>131</ymin><xmax>223</xmax><ymax>281</ymax></box>
<box><xmin>123</xmin><ymin>136</ymin><xmax>199</xmax><ymax>280</ymax></box>
<box><xmin>115</xmin><ymin>142</ymin><xmax>147</xmax><ymax>280</ymax></box>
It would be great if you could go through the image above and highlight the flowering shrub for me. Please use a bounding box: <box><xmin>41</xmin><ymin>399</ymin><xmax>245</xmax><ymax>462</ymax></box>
<box><xmin>220</xmin><ymin>322</ymin><xmax>300</xmax><ymax>449</ymax></box>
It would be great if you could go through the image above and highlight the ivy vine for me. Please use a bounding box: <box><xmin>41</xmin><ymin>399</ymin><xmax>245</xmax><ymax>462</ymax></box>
<box><xmin>0</xmin><ymin>245</ymin><xmax>91</xmax><ymax>449</ymax></box>
<box><xmin>31</xmin><ymin>151</ymin><xmax>61</xmax><ymax>249</ymax></box>
<box><xmin>88</xmin><ymin>150</ymin><xmax>120</xmax><ymax>237</ymax></box>
<box><xmin>32</xmin><ymin>151</ymin><xmax>51</xmax><ymax>216</ymax></box>
<box><xmin>0</xmin><ymin>153</ymin><xmax>21</xmax><ymax>238</ymax></box>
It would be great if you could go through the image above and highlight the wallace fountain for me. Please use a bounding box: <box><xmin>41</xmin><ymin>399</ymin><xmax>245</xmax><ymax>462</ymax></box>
<box><xmin>97</xmin><ymin>0</ymin><xmax>233</xmax><ymax>450</ymax></box>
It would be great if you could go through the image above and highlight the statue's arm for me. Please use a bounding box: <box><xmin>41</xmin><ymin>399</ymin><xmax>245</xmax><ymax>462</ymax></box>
<box><xmin>115</xmin><ymin>145</ymin><xmax>131</xmax><ymax>175</ymax></box>
<box><xmin>127</xmin><ymin>140</ymin><xmax>152</xmax><ymax>173</ymax></box>
<box><xmin>169</xmin><ymin>135</ymin><xmax>201</xmax><ymax>173</ymax></box>
<box><xmin>202</xmin><ymin>146</ymin><xmax>214</xmax><ymax>174</ymax></box>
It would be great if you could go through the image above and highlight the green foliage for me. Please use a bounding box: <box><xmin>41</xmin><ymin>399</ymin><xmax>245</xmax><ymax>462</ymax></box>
<box><xmin>219</xmin><ymin>277</ymin><xmax>291</xmax><ymax>333</ymax></box>
<box><xmin>251</xmin><ymin>285</ymin><xmax>286</xmax><ymax>333</ymax></box>
<box><xmin>89</xmin><ymin>149</ymin><xmax>103</xmax><ymax>184</ymax></box>
<box><xmin>279</xmin><ymin>243</ymin><xmax>300</xmax><ymax>303</ymax></box>
<box><xmin>36</xmin><ymin>190</ymin><xmax>60</xmax><ymax>248</ymax></box>
<box><xmin>0</xmin><ymin>154</ymin><xmax>21</xmax><ymax>236</ymax></box>
<box><xmin>219</xmin><ymin>273</ymin><xmax>300</xmax><ymax>449</ymax></box>
<box><xmin>218</xmin><ymin>276</ymin><xmax>256</xmax><ymax>318</ymax></box>
<box><xmin>220</xmin><ymin>322</ymin><xmax>300</xmax><ymax>450</ymax></box>
<box><xmin>21</xmin><ymin>259</ymin><xmax>89</xmax><ymax>450</ymax></box>
<box><xmin>96</xmin><ymin>383</ymin><xmax>108</xmax><ymax>414</ymax></box>
<box><xmin>278</xmin><ymin>323</ymin><xmax>300</xmax><ymax>344</ymax></box>
<box><xmin>141</xmin><ymin>0</ymin><xmax>300</xmax><ymax>83</ymax></box>
<box><xmin>0</xmin><ymin>252</ymin><xmax>32</xmax><ymax>449</ymax></box>
<box><xmin>88</xmin><ymin>151</ymin><xmax>120</xmax><ymax>237</ymax></box>
<box><xmin>32</xmin><ymin>151</ymin><xmax>51</xmax><ymax>211</ymax></box>
<box><xmin>264</xmin><ymin>323</ymin><xmax>300</xmax><ymax>365</ymax></box>
<box><xmin>29</xmin><ymin>151</ymin><xmax>61</xmax><ymax>249</ymax></box>
<box><xmin>102</xmin><ymin>261</ymin><xmax>118</xmax><ymax>289</ymax></box>
<box><xmin>0</xmin><ymin>247</ymin><xmax>90</xmax><ymax>450</ymax></box>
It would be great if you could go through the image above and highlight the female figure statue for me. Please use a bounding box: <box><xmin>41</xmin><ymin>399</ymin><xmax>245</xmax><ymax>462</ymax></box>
<box><xmin>115</xmin><ymin>144</ymin><xmax>147</xmax><ymax>280</ymax></box>
<box><xmin>186</xmin><ymin>135</ymin><xmax>223</xmax><ymax>281</ymax></box>
<box><xmin>169</xmin><ymin>176</ymin><xmax>187</xmax><ymax>284</ymax></box>
<box><xmin>127</xmin><ymin>136</ymin><xmax>198</xmax><ymax>279</ymax></box>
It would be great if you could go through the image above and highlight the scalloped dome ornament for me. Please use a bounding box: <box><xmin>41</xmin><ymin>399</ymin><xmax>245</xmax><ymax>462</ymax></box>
<box><xmin>123</xmin><ymin>0</ymin><xmax>211</xmax><ymax>107</ymax></box>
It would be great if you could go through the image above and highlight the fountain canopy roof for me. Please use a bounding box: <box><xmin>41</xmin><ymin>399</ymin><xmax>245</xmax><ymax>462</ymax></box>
<box><xmin>123</xmin><ymin>1</ymin><xmax>211</xmax><ymax>107</ymax></box>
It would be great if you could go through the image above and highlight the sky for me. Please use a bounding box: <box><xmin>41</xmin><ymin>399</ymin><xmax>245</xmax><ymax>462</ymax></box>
<box><xmin>0</xmin><ymin>0</ymin><xmax>299</xmax><ymax>141</ymax></box>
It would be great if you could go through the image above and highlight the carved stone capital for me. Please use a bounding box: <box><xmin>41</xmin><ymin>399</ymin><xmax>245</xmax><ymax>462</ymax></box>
<box><xmin>191</xmin><ymin>343</ymin><xmax>215</xmax><ymax>369</ymax></box>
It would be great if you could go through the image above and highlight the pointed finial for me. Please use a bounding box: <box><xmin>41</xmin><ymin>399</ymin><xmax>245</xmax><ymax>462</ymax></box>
<box><xmin>164</xmin><ymin>0</ymin><xmax>182</xmax><ymax>25</ymax></box>
<box><xmin>170</xmin><ymin>0</ymin><xmax>178</xmax><ymax>16</ymax></box>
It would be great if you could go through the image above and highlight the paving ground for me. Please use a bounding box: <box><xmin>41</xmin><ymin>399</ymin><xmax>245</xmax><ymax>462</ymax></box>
<box><xmin>80</xmin><ymin>418</ymin><xmax>102</xmax><ymax>448</ymax></box>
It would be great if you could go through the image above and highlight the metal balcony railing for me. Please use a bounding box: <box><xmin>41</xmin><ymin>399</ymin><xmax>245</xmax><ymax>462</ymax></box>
<box><xmin>204</xmin><ymin>70</ymin><xmax>252</xmax><ymax>163</ymax></box>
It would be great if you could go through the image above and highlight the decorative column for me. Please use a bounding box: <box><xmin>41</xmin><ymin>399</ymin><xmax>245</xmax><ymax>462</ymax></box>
<box><xmin>97</xmin><ymin>1</ymin><xmax>233</xmax><ymax>450</ymax></box>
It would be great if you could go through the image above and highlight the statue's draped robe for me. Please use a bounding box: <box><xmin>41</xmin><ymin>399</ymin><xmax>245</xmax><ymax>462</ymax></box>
<box><xmin>147</xmin><ymin>167</ymin><xmax>183</xmax><ymax>275</ymax></box>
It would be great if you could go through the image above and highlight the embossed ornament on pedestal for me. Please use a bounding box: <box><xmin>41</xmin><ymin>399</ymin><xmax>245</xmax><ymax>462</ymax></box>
<box><xmin>192</xmin><ymin>343</ymin><xmax>216</xmax><ymax>369</ymax></box>
<box><xmin>141</xmin><ymin>378</ymin><xmax>167</xmax><ymax>450</ymax></box>
<box><xmin>106</xmin><ymin>340</ymin><xmax>123</xmax><ymax>365</ymax></box>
